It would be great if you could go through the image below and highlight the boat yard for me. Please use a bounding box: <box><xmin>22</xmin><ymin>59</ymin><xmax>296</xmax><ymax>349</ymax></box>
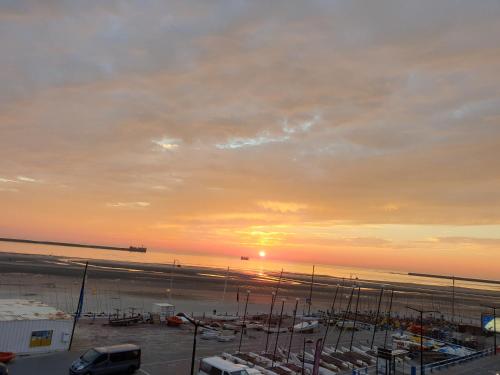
<box><xmin>4</xmin><ymin>308</ymin><xmax>499</xmax><ymax>375</ymax></box>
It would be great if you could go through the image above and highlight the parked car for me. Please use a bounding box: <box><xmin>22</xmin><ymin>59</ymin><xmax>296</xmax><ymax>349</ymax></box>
<box><xmin>0</xmin><ymin>363</ymin><xmax>8</xmax><ymax>375</ymax></box>
<box><xmin>69</xmin><ymin>344</ymin><xmax>140</xmax><ymax>375</ymax></box>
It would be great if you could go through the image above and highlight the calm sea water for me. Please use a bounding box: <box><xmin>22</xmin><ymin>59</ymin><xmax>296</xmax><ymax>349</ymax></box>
<box><xmin>1</xmin><ymin>242</ymin><xmax>499</xmax><ymax>292</ymax></box>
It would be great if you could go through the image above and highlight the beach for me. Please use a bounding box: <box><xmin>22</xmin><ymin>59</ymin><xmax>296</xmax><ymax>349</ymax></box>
<box><xmin>0</xmin><ymin>251</ymin><xmax>498</xmax><ymax>325</ymax></box>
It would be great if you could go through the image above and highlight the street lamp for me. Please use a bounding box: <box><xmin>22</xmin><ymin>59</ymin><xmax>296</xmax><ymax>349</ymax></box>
<box><xmin>189</xmin><ymin>319</ymin><xmax>199</xmax><ymax>375</ymax></box>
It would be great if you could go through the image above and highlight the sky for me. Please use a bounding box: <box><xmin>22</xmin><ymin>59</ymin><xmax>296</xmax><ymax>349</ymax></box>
<box><xmin>1</xmin><ymin>1</ymin><xmax>500</xmax><ymax>278</ymax></box>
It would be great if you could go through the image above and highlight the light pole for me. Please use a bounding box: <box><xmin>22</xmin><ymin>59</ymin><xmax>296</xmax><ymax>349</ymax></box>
<box><xmin>170</xmin><ymin>259</ymin><xmax>178</xmax><ymax>302</ymax></box>
<box><xmin>238</xmin><ymin>290</ymin><xmax>250</xmax><ymax>352</ymax></box>
<box><xmin>190</xmin><ymin>320</ymin><xmax>199</xmax><ymax>375</ymax></box>
<box><xmin>407</xmin><ymin>306</ymin><xmax>438</xmax><ymax>375</ymax></box>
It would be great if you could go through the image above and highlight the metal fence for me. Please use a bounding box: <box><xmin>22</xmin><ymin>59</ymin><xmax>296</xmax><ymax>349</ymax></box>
<box><xmin>417</xmin><ymin>347</ymin><xmax>494</xmax><ymax>373</ymax></box>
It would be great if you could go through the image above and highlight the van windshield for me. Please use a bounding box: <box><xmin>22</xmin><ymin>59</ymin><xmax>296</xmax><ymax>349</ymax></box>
<box><xmin>81</xmin><ymin>349</ymin><xmax>101</xmax><ymax>363</ymax></box>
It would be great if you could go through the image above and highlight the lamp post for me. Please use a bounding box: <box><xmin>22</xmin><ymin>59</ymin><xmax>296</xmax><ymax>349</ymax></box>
<box><xmin>190</xmin><ymin>320</ymin><xmax>199</xmax><ymax>375</ymax></box>
<box><xmin>238</xmin><ymin>290</ymin><xmax>251</xmax><ymax>352</ymax></box>
<box><xmin>407</xmin><ymin>306</ymin><xmax>438</xmax><ymax>375</ymax></box>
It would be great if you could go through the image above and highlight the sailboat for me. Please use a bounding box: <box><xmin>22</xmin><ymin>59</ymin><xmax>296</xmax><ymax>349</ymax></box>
<box><xmin>293</xmin><ymin>320</ymin><xmax>319</xmax><ymax>333</ymax></box>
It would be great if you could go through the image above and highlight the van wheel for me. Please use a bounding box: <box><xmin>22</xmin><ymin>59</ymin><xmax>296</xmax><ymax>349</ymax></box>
<box><xmin>127</xmin><ymin>366</ymin><xmax>137</xmax><ymax>374</ymax></box>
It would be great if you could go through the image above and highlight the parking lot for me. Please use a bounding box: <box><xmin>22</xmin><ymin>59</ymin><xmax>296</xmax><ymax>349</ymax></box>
<box><xmin>7</xmin><ymin>319</ymin><xmax>499</xmax><ymax>375</ymax></box>
<box><xmin>8</xmin><ymin>319</ymin><xmax>382</xmax><ymax>374</ymax></box>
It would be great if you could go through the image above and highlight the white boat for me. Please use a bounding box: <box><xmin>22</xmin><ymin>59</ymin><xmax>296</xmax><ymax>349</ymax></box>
<box><xmin>201</xmin><ymin>331</ymin><xmax>220</xmax><ymax>340</ymax></box>
<box><xmin>351</xmin><ymin>346</ymin><xmax>376</xmax><ymax>363</ymax></box>
<box><xmin>198</xmin><ymin>356</ymin><xmax>263</xmax><ymax>375</ymax></box>
<box><xmin>293</xmin><ymin>320</ymin><xmax>319</xmax><ymax>333</ymax></box>
<box><xmin>299</xmin><ymin>315</ymin><xmax>321</xmax><ymax>321</ymax></box>
<box><xmin>336</xmin><ymin>320</ymin><xmax>358</xmax><ymax>330</ymax></box>
<box><xmin>262</xmin><ymin>326</ymin><xmax>288</xmax><ymax>333</ymax></box>
<box><xmin>206</xmin><ymin>314</ymin><xmax>240</xmax><ymax>321</ymax></box>
<box><xmin>217</xmin><ymin>334</ymin><xmax>236</xmax><ymax>342</ymax></box>
<box><xmin>221</xmin><ymin>353</ymin><xmax>268</xmax><ymax>373</ymax></box>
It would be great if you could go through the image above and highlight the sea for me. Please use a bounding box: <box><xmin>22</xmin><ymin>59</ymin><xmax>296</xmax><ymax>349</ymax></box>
<box><xmin>1</xmin><ymin>241</ymin><xmax>499</xmax><ymax>293</ymax></box>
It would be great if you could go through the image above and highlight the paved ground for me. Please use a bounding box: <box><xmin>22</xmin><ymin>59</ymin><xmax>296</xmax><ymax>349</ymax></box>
<box><xmin>7</xmin><ymin>319</ymin><xmax>381</xmax><ymax>375</ymax></box>
<box><xmin>5</xmin><ymin>320</ymin><xmax>495</xmax><ymax>375</ymax></box>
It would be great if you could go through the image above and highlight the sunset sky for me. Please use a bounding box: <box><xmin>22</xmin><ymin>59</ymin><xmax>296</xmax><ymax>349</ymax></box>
<box><xmin>1</xmin><ymin>1</ymin><xmax>500</xmax><ymax>278</ymax></box>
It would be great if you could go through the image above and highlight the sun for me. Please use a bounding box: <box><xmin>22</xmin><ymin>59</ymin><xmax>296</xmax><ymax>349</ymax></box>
<box><xmin>259</xmin><ymin>250</ymin><xmax>266</xmax><ymax>258</ymax></box>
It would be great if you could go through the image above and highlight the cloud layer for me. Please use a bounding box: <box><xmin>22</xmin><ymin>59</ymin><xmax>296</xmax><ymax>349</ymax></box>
<box><xmin>1</xmin><ymin>0</ymin><xmax>500</xmax><ymax>277</ymax></box>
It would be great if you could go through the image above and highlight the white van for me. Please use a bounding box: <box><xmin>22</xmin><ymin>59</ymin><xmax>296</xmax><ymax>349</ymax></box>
<box><xmin>198</xmin><ymin>356</ymin><xmax>260</xmax><ymax>375</ymax></box>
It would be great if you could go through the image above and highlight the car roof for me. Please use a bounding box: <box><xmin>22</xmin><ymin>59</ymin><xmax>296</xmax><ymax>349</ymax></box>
<box><xmin>94</xmin><ymin>344</ymin><xmax>140</xmax><ymax>353</ymax></box>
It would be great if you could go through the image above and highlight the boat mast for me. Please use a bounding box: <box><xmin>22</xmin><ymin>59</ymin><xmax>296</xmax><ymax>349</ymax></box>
<box><xmin>349</xmin><ymin>286</ymin><xmax>361</xmax><ymax>351</ymax></box>
<box><xmin>307</xmin><ymin>265</ymin><xmax>315</xmax><ymax>315</ymax></box>
<box><xmin>383</xmin><ymin>289</ymin><xmax>395</xmax><ymax>348</ymax></box>
<box><xmin>222</xmin><ymin>266</ymin><xmax>229</xmax><ymax>302</ymax></box>
<box><xmin>322</xmin><ymin>284</ymin><xmax>340</xmax><ymax>350</ymax></box>
<box><xmin>371</xmin><ymin>287</ymin><xmax>384</xmax><ymax>349</ymax></box>
<box><xmin>335</xmin><ymin>286</ymin><xmax>355</xmax><ymax>351</ymax></box>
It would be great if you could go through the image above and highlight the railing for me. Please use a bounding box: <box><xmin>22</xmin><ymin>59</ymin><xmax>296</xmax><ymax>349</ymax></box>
<box><xmin>347</xmin><ymin>365</ymin><xmax>377</xmax><ymax>375</ymax></box>
<box><xmin>340</xmin><ymin>347</ymin><xmax>495</xmax><ymax>374</ymax></box>
<box><xmin>412</xmin><ymin>347</ymin><xmax>495</xmax><ymax>373</ymax></box>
